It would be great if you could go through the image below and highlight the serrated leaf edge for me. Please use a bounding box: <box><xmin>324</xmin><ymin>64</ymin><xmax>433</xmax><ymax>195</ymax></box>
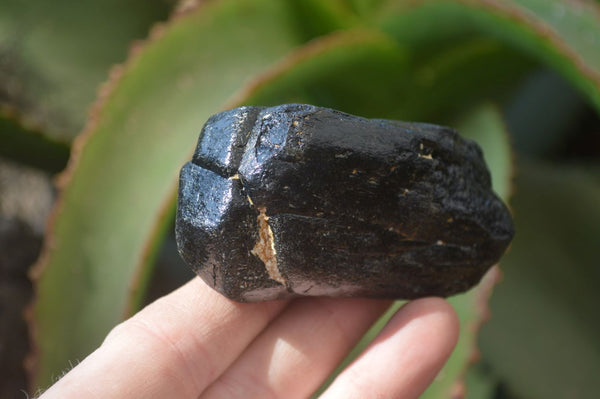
<box><xmin>24</xmin><ymin>0</ymin><xmax>220</xmax><ymax>386</ymax></box>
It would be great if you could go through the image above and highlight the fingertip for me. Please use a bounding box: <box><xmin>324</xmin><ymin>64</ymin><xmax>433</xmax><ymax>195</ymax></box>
<box><xmin>397</xmin><ymin>296</ymin><xmax>460</xmax><ymax>350</ymax></box>
<box><xmin>320</xmin><ymin>297</ymin><xmax>460</xmax><ymax>399</ymax></box>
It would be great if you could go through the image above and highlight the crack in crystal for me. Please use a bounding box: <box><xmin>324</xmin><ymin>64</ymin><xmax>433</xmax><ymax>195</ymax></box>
<box><xmin>251</xmin><ymin>206</ymin><xmax>286</xmax><ymax>285</ymax></box>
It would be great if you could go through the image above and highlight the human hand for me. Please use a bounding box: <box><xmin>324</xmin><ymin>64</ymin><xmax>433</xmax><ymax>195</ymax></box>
<box><xmin>39</xmin><ymin>277</ymin><xmax>459</xmax><ymax>399</ymax></box>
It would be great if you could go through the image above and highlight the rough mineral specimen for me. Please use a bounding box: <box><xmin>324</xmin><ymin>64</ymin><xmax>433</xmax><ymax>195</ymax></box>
<box><xmin>176</xmin><ymin>104</ymin><xmax>514</xmax><ymax>302</ymax></box>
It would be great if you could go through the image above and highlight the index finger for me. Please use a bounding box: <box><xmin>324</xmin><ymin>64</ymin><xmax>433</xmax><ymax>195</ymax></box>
<box><xmin>39</xmin><ymin>277</ymin><xmax>289</xmax><ymax>399</ymax></box>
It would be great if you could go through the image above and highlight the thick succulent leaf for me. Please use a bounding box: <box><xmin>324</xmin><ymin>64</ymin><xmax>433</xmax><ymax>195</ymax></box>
<box><xmin>30</xmin><ymin>0</ymin><xmax>309</xmax><ymax>388</ymax></box>
<box><xmin>285</xmin><ymin>0</ymin><xmax>361</xmax><ymax>40</ymax></box>
<box><xmin>506</xmin><ymin>69</ymin><xmax>589</xmax><ymax>157</ymax></box>
<box><xmin>0</xmin><ymin>0</ymin><xmax>172</xmax><ymax>139</ymax></box>
<box><xmin>283</xmin><ymin>0</ymin><xmax>389</xmax><ymax>39</ymax></box>
<box><xmin>246</xmin><ymin>31</ymin><xmax>533</xmax><ymax>123</ymax></box>
<box><xmin>463</xmin><ymin>363</ymin><xmax>497</xmax><ymax>399</ymax></box>
<box><xmin>0</xmin><ymin>109</ymin><xmax>69</xmax><ymax>173</ymax></box>
<box><xmin>478</xmin><ymin>161</ymin><xmax>600</xmax><ymax>399</ymax></box>
<box><xmin>244</xmin><ymin>30</ymin><xmax>410</xmax><ymax>117</ymax></box>
<box><xmin>375</xmin><ymin>0</ymin><xmax>600</xmax><ymax>112</ymax></box>
<box><xmin>457</xmin><ymin>104</ymin><xmax>513</xmax><ymax>201</ymax></box>
<box><xmin>508</xmin><ymin>0</ymin><xmax>600</xmax><ymax>82</ymax></box>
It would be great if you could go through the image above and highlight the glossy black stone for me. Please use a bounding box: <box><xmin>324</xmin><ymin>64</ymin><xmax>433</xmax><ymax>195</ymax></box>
<box><xmin>176</xmin><ymin>104</ymin><xmax>514</xmax><ymax>302</ymax></box>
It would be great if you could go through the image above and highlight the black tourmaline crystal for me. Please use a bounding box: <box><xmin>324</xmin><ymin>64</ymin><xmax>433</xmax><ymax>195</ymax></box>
<box><xmin>176</xmin><ymin>104</ymin><xmax>514</xmax><ymax>302</ymax></box>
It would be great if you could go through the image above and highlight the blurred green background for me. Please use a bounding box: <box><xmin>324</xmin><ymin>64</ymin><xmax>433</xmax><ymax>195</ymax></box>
<box><xmin>1</xmin><ymin>0</ymin><xmax>598</xmax><ymax>398</ymax></box>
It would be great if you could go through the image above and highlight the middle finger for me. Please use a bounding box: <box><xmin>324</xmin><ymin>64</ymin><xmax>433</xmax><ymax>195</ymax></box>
<box><xmin>200</xmin><ymin>296</ymin><xmax>391</xmax><ymax>399</ymax></box>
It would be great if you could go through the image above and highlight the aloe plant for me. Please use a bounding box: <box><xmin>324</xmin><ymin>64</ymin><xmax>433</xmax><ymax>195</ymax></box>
<box><xmin>2</xmin><ymin>0</ymin><xmax>599</xmax><ymax>397</ymax></box>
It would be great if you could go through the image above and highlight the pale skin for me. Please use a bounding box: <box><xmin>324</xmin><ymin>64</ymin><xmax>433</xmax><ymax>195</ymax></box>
<box><xmin>39</xmin><ymin>277</ymin><xmax>459</xmax><ymax>399</ymax></box>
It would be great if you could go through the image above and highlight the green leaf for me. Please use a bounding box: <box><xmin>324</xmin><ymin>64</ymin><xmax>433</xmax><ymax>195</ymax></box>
<box><xmin>0</xmin><ymin>0</ymin><xmax>172</xmax><ymax>139</ymax></box>
<box><xmin>30</xmin><ymin>0</ymin><xmax>309</xmax><ymax>389</ymax></box>
<box><xmin>0</xmin><ymin>108</ymin><xmax>69</xmax><ymax>173</ymax></box>
<box><xmin>375</xmin><ymin>0</ymin><xmax>600</xmax><ymax>112</ymax></box>
<box><xmin>245</xmin><ymin>29</ymin><xmax>411</xmax><ymax>117</ymax></box>
<box><xmin>508</xmin><ymin>0</ymin><xmax>600</xmax><ymax>78</ymax></box>
<box><xmin>284</xmin><ymin>0</ymin><xmax>391</xmax><ymax>41</ymax></box>
<box><xmin>505</xmin><ymin>69</ymin><xmax>589</xmax><ymax>157</ymax></box>
<box><xmin>285</xmin><ymin>0</ymin><xmax>361</xmax><ymax>40</ymax></box>
<box><xmin>478</xmin><ymin>161</ymin><xmax>600</xmax><ymax>399</ymax></box>
<box><xmin>457</xmin><ymin>104</ymin><xmax>513</xmax><ymax>201</ymax></box>
<box><xmin>463</xmin><ymin>363</ymin><xmax>498</xmax><ymax>399</ymax></box>
<box><xmin>246</xmin><ymin>30</ymin><xmax>533</xmax><ymax>123</ymax></box>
